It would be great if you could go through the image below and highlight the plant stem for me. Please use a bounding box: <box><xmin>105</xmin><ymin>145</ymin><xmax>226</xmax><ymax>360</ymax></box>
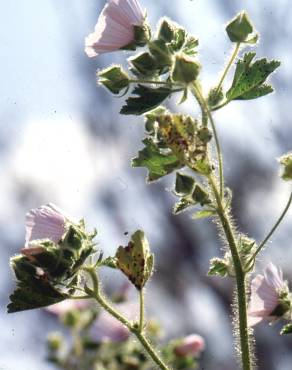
<box><xmin>139</xmin><ymin>288</ymin><xmax>145</xmax><ymax>332</ymax></box>
<box><xmin>84</xmin><ymin>267</ymin><xmax>171</xmax><ymax>370</ymax></box>
<box><xmin>208</xmin><ymin>175</ymin><xmax>252</xmax><ymax>370</ymax></box>
<box><xmin>192</xmin><ymin>82</ymin><xmax>224</xmax><ymax>199</ymax></box>
<box><xmin>215</xmin><ymin>42</ymin><xmax>241</xmax><ymax>94</ymax></box>
<box><xmin>248</xmin><ymin>191</ymin><xmax>292</xmax><ymax>264</ymax></box>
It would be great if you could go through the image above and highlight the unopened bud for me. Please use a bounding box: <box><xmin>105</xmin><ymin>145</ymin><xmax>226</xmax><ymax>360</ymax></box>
<box><xmin>226</xmin><ymin>11</ymin><xmax>254</xmax><ymax>43</ymax></box>
<box><xmin>98</xmin><ymin>66</ymin><xmax>130</xmax><ymax>95</ymax></box>
<box><xmin>174</xmin><ymin>334</ymin><xmax>205</xmax><ymax>357</ymax></box>
<box><xmin>172</xmin><ymin>55</ymin><xmax>201</xmax><ymax>84</ymax></box>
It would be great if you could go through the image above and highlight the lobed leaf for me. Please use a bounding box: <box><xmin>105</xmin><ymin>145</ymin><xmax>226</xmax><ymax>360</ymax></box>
<box><xmin>226</xmin><ymin>52</ymin><xmax>280</xmax><ymax>101</ymax></box>
<box><xmin>132</xmin><ymin>138</ymin><xmax>182</xmax><ymax>182</ymax></box>
<box><xmin>120</xmin><ymin>85</ymin><xmax>173</xmax><ymax>115</ymax></box>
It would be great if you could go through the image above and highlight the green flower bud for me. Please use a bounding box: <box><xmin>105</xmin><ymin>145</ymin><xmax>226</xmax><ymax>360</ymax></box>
<box><xmin>158</xmin><ymin>18</ymin><xmax>176</xmax><ymax>43</ymax></box>
<box><xmin>47</xmin><ymin>332</ymin><xmax>63</xmax><ymax>352</ymax></box>
<box><xmin>98</xmin><ymin>66</ymin><xmax>130</xmax><ymax>95</ymax></box>
<box><xmin>191</xmin><ymin>185</ymin><xmax>210</xmax><ymax>206</ymax></box>
<box><xmin>207</xmin><ymin>87</ymin><xmax>224</xmax><ymax>107</ymax></box>
<box><xmin>226</xmin><ymin>11</ymin><xmax>254</xmax><ymax>43</ymax></box>
<box><xmin>149</xmin><ymin>39</ymin><xmax>173</xmax><ymax>68</ymax></box>
<box><xmin>133</xmin><ymin>24</ymin><xmax>151</xmax><ymax>46</ymax></box>
<box><xmin>62</xmin><ymin>309</ymin><xmax>81</xmax><ymax>328</ymax></box>
<box><xmin>129</xmin><ymin>52</ymin><xmax>157</xmax><ymax>77</ymax></box>
<box><xmin>171</xmin><ymin>55</ymin><xmax>201</xmax><ymax>84</ymax></box>
<box><xmin>175</xmin><ymin>172</ymin><xmax>195</xmax><ymax>196</ymax></box>
<box><xmin>279</xmin><ymin>152</ymin><xmax>292</xmax><ymax>181</ymax></box>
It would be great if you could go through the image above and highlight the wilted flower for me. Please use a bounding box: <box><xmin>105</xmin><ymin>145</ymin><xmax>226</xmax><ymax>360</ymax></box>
<box><xmin>174</xmin><ymin>334</ymin><xmax>205</xmax><ymax>357</ymax></box>
<box><xmin>21</xmin><ymin>203</ymin><xmax>71</xmax><ymax>257</ymax></box>
<box><xmin>91</xmin><ymin>303</ymin><xmax>138</xmax><ymax>342</ymax></box>
<box><xmin>85</xmin><ymin>0</ymin><xmax>146</xmax><ymax>57</ymax></box>
<box><xmin>248</xmin><ymin>262</ymin><xmax>291</xmax><ymax>326</ymax></box>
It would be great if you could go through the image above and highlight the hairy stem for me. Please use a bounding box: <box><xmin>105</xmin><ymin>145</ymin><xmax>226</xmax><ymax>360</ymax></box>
<box><xmin>192</xmin><ymin>82</ymin><xmax>224</xmax><ymax>199</ymax></box>
<box><xmin>191</xmin><ymin>85</ymin><xmax>252</xmax><ymax>368</ymax></box>
<box><xmin>84</xmin><ymin>267</ymin><xmax>171</xmax><ymax>370</ymax></box>
<box><xmin>208</xmin><ymin>176</ymin><xmax>252</xmax><ymax>370</ymax></box>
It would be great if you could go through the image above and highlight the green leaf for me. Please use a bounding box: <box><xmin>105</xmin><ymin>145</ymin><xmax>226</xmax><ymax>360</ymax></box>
<box><xmin>182</xmin><ymin>35</ymin><xmax>199</xmax><ymax>56</ymax></box>
<box><xmin>132</xmin><ymin>138</ymin><xmax>182</xmax><ymax>182</ymax></box>
<box><xmin>280</xmin><ymin>323</ymin><xmax>292</xmax><ymax>335</ymax></box>
<box><xmin>192</xmin><ymin>209</ymin><xmax>215</xmax><ymax>220</ymax></box>
<box><xmin>170</xmin><ymin>28</ymin><xmax>187</xmax><ymax>52</ymax></box>
<box><xmin>226</xmin><ymin>52</ymin><xmax>280</xmax><ymax>101</ymax></box>
<box><xmin>208</xmin><ymin>258</ymin><xmax>228</xmax><ymax>277</ymax></box>
<box><xmin>175</xmin><ymin>172</ymin><xmax>195</xmax><ymax>196</ymax></box>
<box><xmin>116</xmin><ymin>230</ymin><xmax>154</xmax><ymax>290</ymax></box>
<box><xmin>8</xmin><ymin>282</ymin><xmax>67</xmax><ymax>313</ymax></box>
<box><xmin>8</xmin><ymin>256</ymin><xmax>68</xmax><ymax>313</ymax></box>
<box><xmin>236</xmin><ymin>84</ymin><xmax>274</xmax><ymax>100</ymax></box>
<box><xmin>120</xmin><ymin>85</ymin><xmax>173</xmax><ymax>115</ymax></box>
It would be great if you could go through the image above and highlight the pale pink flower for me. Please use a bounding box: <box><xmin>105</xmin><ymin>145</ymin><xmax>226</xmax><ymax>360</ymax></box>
<box><xmin>91</xmin><ymin>302</ymin><xmax>138</xmax><ymax>342</ymax></box>
<box><xmin>85</xmin><ymin>0</ymin><xmax>145</xmax><ymax>57</ymax></box>
<box><xmin>174</xmin><ymin>334</ymin><xmax>205</xmax><ymax>357</ymax></box>
<box><xmin>21</xmin><ymin>203</ymin><xmax>72</xmax><ymax>257</ymax></box>
<box><xmin>248</xmin><ymin>262</ymin><xmax>288</xmax><ymax>326</ymax></box>
<box><xmin>46</xmin><ymin>299</ymin><xmax>90</xmax><ymax>315</ymax></box>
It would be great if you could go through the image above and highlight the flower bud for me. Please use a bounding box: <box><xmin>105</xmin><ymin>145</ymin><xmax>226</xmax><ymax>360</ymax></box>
<box><xmin>158</xmin><ymin>18</ymin><xmax>176</xmax><ymax>43</ymax></box>
<box><xmin>47</xmin><ymin>332</ymin><xmax>63</xmax><ymax>352</ymax></box>
<box><xmin>98</xmin><ymin>66</ymin><xmax>130</xmax><ymax>95</ymax></box>
<box><xmin>133</xmin><ymin>24</ymin><xmax>151</xmax><ymax>47</ymax></box>
<box><xmin>172</xmin><ymin>55</ymin><xmax>201</xmax><ymax>84</ymax></box>
<box><xmin>226</xmin><ymin>11</ymin><xmax>254</xmax><ymax>43</ymax></box>
<box><xmin>129</xmin><ymin>52</ymin><xmax>157</xmax><ymax>77</ymax></box>
<box><xmin>174</xmin><ymin>334</ymin><xmax>205</xmax><ymax>357</ymax></box>
<box><xmin>279</xmin><ymin>152</ymin><xmax>292</xmax><ymax>181</ymax></box>
<box><xmin>149</xmin><ymin>39</ymin><xmax>173</xmax><ymax>68</ymax></box>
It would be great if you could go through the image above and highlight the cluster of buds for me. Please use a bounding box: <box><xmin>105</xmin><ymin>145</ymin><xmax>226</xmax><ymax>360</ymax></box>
<box><xmin>85</xmin><ymin>0</ymin><xmax>201</xmax><ymax>98</ymax></box>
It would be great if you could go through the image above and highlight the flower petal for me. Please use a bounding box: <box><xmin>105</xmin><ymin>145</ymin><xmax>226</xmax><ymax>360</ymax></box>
<box><xmin>85</xmin><ymin>0</ymin><xmax>145</xmax><ymax>57</ymax></box>
<box><xmin>264</xmin><ymin>262</ymin><xmax>285</xmax><ymax>291</ymax></box>
<box><xmin>25</xmin><ymin>203</ymin><xmax>67</xmax><ymax>245</ymax></box>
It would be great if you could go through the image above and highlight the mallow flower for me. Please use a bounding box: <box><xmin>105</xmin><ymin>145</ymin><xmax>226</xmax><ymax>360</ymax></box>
<box><xmin>174</xmin><ymin>334</ymin><xmax>205</xmax><ymax>357</ymax></box>
<box><xmin>85</xmin><ymin>0</ymin><xmax>147</xmax><ymax>57</ymax></box>
<box><xmin>248</xmin><ymin>262</ymin><xmax>291</xmax><ymax>326</ymax></box>
<box><xmin>21</xmin><ymin>203</ymin><xmax>71</xmax><ymax>258</ymax></box>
